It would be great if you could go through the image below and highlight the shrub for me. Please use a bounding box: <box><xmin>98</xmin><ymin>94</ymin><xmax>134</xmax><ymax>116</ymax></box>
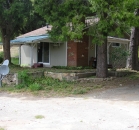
<box><xmin>18</xmin><ymin>70</ymin><xmax>32</xmax><ymax>86</ymax></box>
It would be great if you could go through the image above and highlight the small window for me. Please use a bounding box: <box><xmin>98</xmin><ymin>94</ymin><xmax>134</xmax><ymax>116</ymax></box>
<box><xmin>112</xmin><ymin>43</ymin><xmax>120</xmax><ymax>47</ymax></box>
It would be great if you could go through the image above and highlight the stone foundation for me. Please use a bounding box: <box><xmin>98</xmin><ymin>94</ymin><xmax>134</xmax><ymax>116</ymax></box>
<box><xmin>1</xmin><ymin>70</ymin><xmax>135</xmax><ymax>86</ymax></box>
<box><xmin>2</xmin><ymin>71</ymin><xmax>44</xmax><ymax>86</ymax></box>
<box><xmin>44</xmin><ymin>71</ymin><xmax>96</xmax><ymax>81</ymax></box>
<box><xmin>2</xmin><ymin>73</ymin><xmax>18</xmax><ymax>85</ymax></box>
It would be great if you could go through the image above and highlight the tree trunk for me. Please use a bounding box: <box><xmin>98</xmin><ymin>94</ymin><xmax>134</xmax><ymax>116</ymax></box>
<box><xmin>1</xmin><ymin>28</ymin><xmax>11</xmax><ymax>63</ymax></box>
<box><xmin>96</xmin><ymin>38</ymin><xmax>108</xmax><ymax>78</ymax></box>
<box><xmin>126</xmin><ymin>9</ymin><xmax>139</xmax><ymax>70</ymax></box>
<box><xmin>127</xmin><ymin>27</ymin><xmax>139</xmax><ymax>70</ymax></box>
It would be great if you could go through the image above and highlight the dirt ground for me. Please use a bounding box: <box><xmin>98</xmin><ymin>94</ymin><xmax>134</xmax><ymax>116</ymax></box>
<box><xmin>0</xmin><ymin>77</ymin><xmax>139</xmax><ymax>130</ymax></box>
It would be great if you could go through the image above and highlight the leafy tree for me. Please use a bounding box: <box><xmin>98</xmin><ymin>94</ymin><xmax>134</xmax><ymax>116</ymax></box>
<box><xmin>0</xmin><ymin>0</ymin><xmax>31</xmax><ymax>62</ymax></box>
<box><xmin>35</xmin><ymin>0</ymin><xmax>139</xmax><ymax>77</ymax></box>
<box><xmin>121</xmin><ymin>0</ymin><xmax>139</xmax><ymax>70</ymax></box>
<box><xmin>88</xmin><ymin>0</ymin><xmax>138</xmax><ymax>77</ymax></box>
<box><xmin>18</xmin><ymin>0</ymin><xmax>46</xmax><ymax>34</ymax></box>
<box><xmin>0</xmin><ymin>0</ymin><xmax>46</xmax><ymax>63</ymax></box>
<box><xmin>19</xmin><ymin>12</ymin><xmax>46</xmax><ymax>34</ymax></box>
<box><xmin>35</xmin><ymin>0</ymin><xmax>91</xmax><ymax>42</ymax></box>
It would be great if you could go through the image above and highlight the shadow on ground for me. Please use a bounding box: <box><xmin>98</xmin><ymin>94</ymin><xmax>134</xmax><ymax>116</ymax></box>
<box><xmin>86</xmin><ymin>85</ymin><xmax>139</xmax><ymax>102</ymax></box>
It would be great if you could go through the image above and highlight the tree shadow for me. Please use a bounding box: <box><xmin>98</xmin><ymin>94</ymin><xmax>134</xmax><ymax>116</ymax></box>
<box><xmin>85</xmin><ymin>85</ymin><xmax>139</xmax><ymax>102</ymax></box>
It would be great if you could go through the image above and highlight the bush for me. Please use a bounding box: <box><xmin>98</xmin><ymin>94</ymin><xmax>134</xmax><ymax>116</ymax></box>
<box><xmin>18</xmin><ymin>70</ymin><xmax>32</xmax><ymax>86</ymax></box>
<box><xmin>17</xmin><ymin>71</ymin><xmax>43</xmax><ymax>91</ymax></box>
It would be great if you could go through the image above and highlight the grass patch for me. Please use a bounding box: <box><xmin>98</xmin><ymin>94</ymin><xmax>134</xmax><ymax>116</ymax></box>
<box><xmin>35</xmin><ymin>115</ymin><xmax>45</xmax><ymax>119</ymax></box>
<box><xmin>11</xmin><ymin>57</ymin><xmax>19</xmax><ymax>65</ymax></box>
<box><xmin>89</xmin><ymin>75</ymin><xmax>96</xmax><ymax>78</ymax></box>
<box><xmin>93</xmin><ymin>84</ymin><xmax>103</xmax><ymax>89</ymax></box>
<box><xmin>9</xmin><ymin>64</ymin><xmax>46</xmax><ymax>73</ymax></box>
<box><xmin>73</xmin><ymin>88</ymin><xmax>87</xmax><ymax>94</ymax></box>
<box><xmin>0</xmin><ymin>127</ymin><xmax>5</xmax><ymax>130</ymax></box>
<box><xmin>0</xmin><ymin>86</ymin><xmax>16</xmax><ymax>91</ymax></box>
<box><xmin>9</xmin><ymin>63</ymin><xmax>95</xmax><ymax>73</ymax></box>
<box><xmin>129</xmin><ymin>73</ymin><xmax>139</xmax><ymax>80</ymax></box>
<box><xmin>1</xmin><ymin>76</ymin><xmax>93</xmax><ymax>96</ymax></box>
<box><xmin>29</xmin><ymin>83</ymin><xmax>43</xmax><ymax>91</ymax></box>
<box><xmin>52</xmin><ymin>66</ymin><xmax>92</xmax><ymax>70</ymax></box>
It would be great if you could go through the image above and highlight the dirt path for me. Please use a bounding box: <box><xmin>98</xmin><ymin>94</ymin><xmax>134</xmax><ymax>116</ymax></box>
<box><xmin>0</xmin><ymin>85</ymin><xmax>139</xmax><ymax>130</ymax></box>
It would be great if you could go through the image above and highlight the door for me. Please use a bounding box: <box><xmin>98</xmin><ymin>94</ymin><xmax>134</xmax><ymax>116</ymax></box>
<box><xmin>38</xmin><ymin>42</ymin><xmax>49</xmax><ymax>63</ymax></box>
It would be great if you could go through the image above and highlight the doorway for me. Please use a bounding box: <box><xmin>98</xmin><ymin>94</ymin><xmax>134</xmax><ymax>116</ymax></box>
<box><xmin>38</xmin><ymin>42</ymin><xmax>49</xmax><ymax>63</ymax></box>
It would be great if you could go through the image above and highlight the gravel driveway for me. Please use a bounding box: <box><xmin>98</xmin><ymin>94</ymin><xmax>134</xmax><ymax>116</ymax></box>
<box><xmin>0</xmin><ymin>85</ymin><xmax>139</xmax><ymax>130</ymax></box>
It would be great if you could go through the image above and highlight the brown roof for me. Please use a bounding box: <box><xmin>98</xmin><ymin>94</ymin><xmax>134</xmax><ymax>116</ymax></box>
<box><xmin>17</xmin><ymin>26</ymin><xmax>52</xmax><ymax>38</ymax></box>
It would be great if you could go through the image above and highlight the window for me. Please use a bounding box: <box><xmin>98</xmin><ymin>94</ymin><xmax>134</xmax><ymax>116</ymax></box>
<box><xmin>112</xmin><ymin>43</ymin><xmax>121</xmax><ymax>47</ymax></box>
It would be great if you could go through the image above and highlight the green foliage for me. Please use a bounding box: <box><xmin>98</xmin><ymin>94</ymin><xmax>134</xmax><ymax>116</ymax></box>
<box><xmin>0</xmin><ymin>51</ymin><xmax>3</xmax><ymax>63</ymax></box>
<box><xmin>88</xmin><ymin>0</ymin><xmax>138</xmax><ymax>44</ymax></box>
<box><xmin>40</xmin><ymin>77</ymin><xmax>71</xmax><ymax>91</ymax></box>
<box><xmin>15</xmin><ymin>73</ymin><xmax>76</xmax><ymax>93</ymax></box>
<box><xmin>11</xmin><ymin>57</ymin><xmax>19</xmax><ymax>65</ymax></box>
<box><xmin>15</xmin><ymin>84</ymin><xmax>26</xmax><ymax>89</ymax></box>
<box><xmin>17</xmin><ymin>71</ymin><xmax>43</xmax><ymax>91</ymax></box>
<box><xmin>129</xmin><ymin>73</ymin><xmax>139</xmax><ymax>80</ymax></box>
<box><xmin>0</xmin><ymin>127</ymin><xmax>5</xmax><ymax>130</ymax></box>
<box><xmin>35</xmin><ymin>115</ymin><xmax>45</xmax><ymax>119</ymax></box>
<box><xmin>0</xmin><ymin>0</ymin><xmax>31</xmax><ymax>61</ymax></box>
<box><xmin>73</xmin><ymin>88</ymin><xmax>87</xmax><ymax>94</ymax></box>
<box><xmin>17</xmin><ymin>70</ymin><xmax>32</xmax><ymax>89</ymax></box>
<box><xmin>0</xmin><ymin>51</ymin><xmax>3</xmax><ymax>57</ymax></box>
<box><xmin>18</xmin><ymin>70</ymin><xmax>31</xmax><ymax>84</ymax></box>
<box><xmin>0</xmin><ymin>0</ymin><xmax>46</xmax><ymax>62</ymax></box>
<box><xmin>16</xmin><ymin>71</ymin><xmax>73</xmax><ymax>92</ymax></box>
<box><xmin>0</xmin><ymin>0</ymin><xmax>32</xmax><ymax>34</ymax></box>
<box><xmin>35</xmin><ymin>0</ymin><xmax>139</xmax><ymax>78</ymax></box>
<box><xmin>93</xmin><ymin>84</ymin><xmax>103</xmax><ymax>89</ymax></box>
<box><xmin>35</xmin><ymin>0</ymin><xmax>139</xmax><ymax>44</ymax></box>
<box><xmin>29</xmin><ymin>83</ymin><xmax>42</xmax><ymax>91</ymax></box>
<box><xmin>0</xmin><ymin>0</ymin><xmax>45</xmax><ymax>35</ymax></box>
<box><xmin>52</xmin><ymin>66</ymin><xmax>91</xmax><ymax>70</ymax></box>
<box><xmin>110</xmin><ymin>47</ymin><xmax>130</xmax><ymax>68</ymax></box>
<box><xmin>35</xmin><ymin>0</ymin><xmax>91</xmax><ymax>42</ymax></box>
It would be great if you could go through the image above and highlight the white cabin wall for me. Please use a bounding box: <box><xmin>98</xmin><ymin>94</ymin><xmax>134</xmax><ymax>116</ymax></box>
<box><xmin>32</xmin><ymin>46</ymin><xmax>37</xmax><ymax>64</ymax></box>
<box><xmin>20</xmin><ymin>45</ymin><xmax>31</xmax><ymax>66</ymax></box>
